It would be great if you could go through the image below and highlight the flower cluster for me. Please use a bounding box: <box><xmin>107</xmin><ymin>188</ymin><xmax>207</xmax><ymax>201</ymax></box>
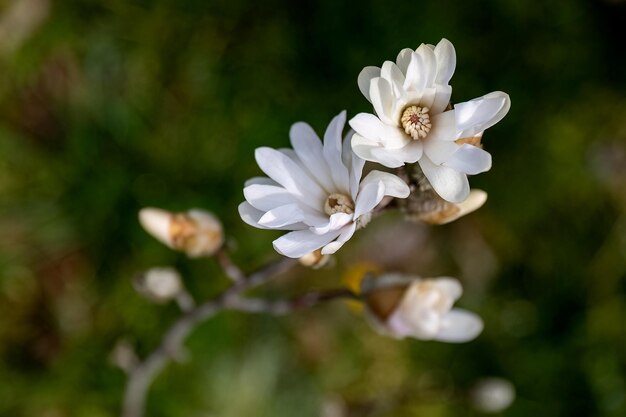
<box><xmin>240</xmin><ymin>38</ymin><xmax>509</xmax><ymax>258</ymax></box>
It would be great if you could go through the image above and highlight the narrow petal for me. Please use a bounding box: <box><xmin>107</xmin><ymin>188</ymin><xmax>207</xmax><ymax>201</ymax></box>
<box><xmin>360</xmin><ymin>170</ymin><xmax>410</xmax><ymax>199</ymax></box>
<box><xmin>427</xmin><ymin>111</ymin><xmax>457</xmax><ymax>142</ymax></box>
<box><xmin>434</xmin><ymin>309</ymin><xmax>484</xmax><ymax>343</ymax></box>
<box><xmin>369</xmin><ymin>77</ymin><xmax>396</xmax><ymax>125</ymax></box>
<box><xmin>323</xmin><ymin>110</ymin><xmax>350</xmax><ymax>193</ymax></box>
<box><xmin>321</xmin><ymin>223</ymin><xmax>357</xmax><ymax>255</ymax></box>
<box><xmin>433</xmin><ymin>38</ymin><xmax>456</xmax><ymax>85</ymax></box>
<box><xmin>349</xmin><ymin>113</ymin><xmax>387</xmax><ymax>141</ymax></box>
<box><xmin>255</xmin><ymin>147</ymin><xmax>326</xmax><ymax>206</ymax></box>
<box><xmin>258</xmin><ymin>203</ymin><xmax>305</xmax><ymax>228</ymax></box>
<box><xmin>354</xmin><ymin>180</ymin><xmax>385</xmax><ymax>219</ymax></box>
<box><xmin>430</xmin><ymin>84</ymin><xmax>452</xmax><ymax>115</ymax></box>
<box><xmin>454</xmin><ymin>92</ymin><xmax>511</xmax><ymax>138</ymax></box>
<box><xmin>244</xmin><ymin>184</ymin><xmax>298</xmax><ymax>211</ymax></box>
<box><xmin>343</xmin><ymin>130</ymin><xmax>365</xmax><ymax>199</ymax></box>
<box><xmin>443</xmin><ymin>144</ymin><xmax>492</xmax><ymax>175</ymax></box>
<box><xmin>396</xmin><ymin>48</ymin><xmax>414</xmax><ymax>74</ymax></box>
<box><xmin>380</xmin><ymin>60</ymin><xmax>405</xmax><ymax>96</ymax></box>
<box><xmin>244</xmin><ymin>176</ymin><xmax>277</xmax><ymax>187</ymax></box>
<box><xmin>423</xmin><ymin>138</ymin><xmax>460</xmax><ymax>165</ymax></box>
<box><xmin>358</xmin><ymin>66</ymin><xmax>381</xmax><ymax>102</ymax></box>
<box><xmin>415</xmin><ymin>44</ymin><xmax>437</xmax><ymax>88</ymax></box>
<box><xmin>419</xmin><ymin>156</ymin><xmax>470</xmax><ymax>203</ymax></box>
<box><xmin>290</xmin><ymin>121</ymin><xmax>335</xmax><ymax>193</ymax></box>
<box><xmin>403</xmin><ymin>52</ymin><xmax>424</xmax><ymax>92</ymax></box>
<box><xmin>310</xmin><ymin>212</ymin><xmax>352</xmax><ymax>235</ymax></box>
<box><xmin>273</xmin><ymin>229</ymin><xmax>341</xmax><ymax>258</ymax></box>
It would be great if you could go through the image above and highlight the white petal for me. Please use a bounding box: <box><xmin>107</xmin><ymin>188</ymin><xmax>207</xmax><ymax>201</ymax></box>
<box><xmin>357</xmin><ymin>66</ymin><xmax>380</xmax><ymax>102</ymax></box>
<box><xmin>360</xmin><ymin>170</ymin><xmax>410</xmax><ymax>199</ymax></box>
<box><xmin>289</xmin><ymin>122</ymin><xmax>335</xmax><ymax>193</ymax></box>
<box><xmin>349</xmin><ymin>113</ymin><xmax>387</xmax><ymax>141</ymax></box>
<box><xmin>415</xmin><ymin>44</ymin><xmax>437</xmax><ymax>88</ymax></box>
<box><xmin>369</xmin><ymin>78</ymin><xmax>396</xmax><ymax>125</ymax></box>
<box><xmin>244</xmin><ymin>184</ymin><xmax>298</xmax><ymax>211</ymax></box>
<box><xmin>273</xmin><ymin>229</ymin><xmax>342</xmax><ymax>258</ymax></box>
<box><xmin>443</xmin><ymin>144</ymin><xmax>492</xmax><ymax>175</ymax></box>
<box><xmin>380</xmin><ymin>60</ymin><xmax>405</xmax><ymax>96</ymax></box>
<box><xmin>403</xmin><ymin>52</ymin><xmax>424</xmax><ymax>92</ymax></box>
<box><xmin>354</xmin><ymin>180</ymin><xmax>385</xmax><ymax>219</ymax></box>
<box><xmin>323</xmin><ymin>110</ymin><xmax>351</xmax><ymax>193</ymax></box>
<box><xmin>321</xmin><ymin>223</ymin><xmax>357</xmax><ymax>255</ymax></box>
<box><xmin>454</xmin><ymin>92</ymin><xmax>511</xmax><ymax>138</ymax></box>
<box><xmin>258</xmin><ymin>203</ymin><xmax>304</xmax><ymax>228</ymax></box>
<box><xmin>433</xmin><ymin>38</ymin><xmax>456</xmax><ymax>85</ymax></box>
<box><xmin>370</xmin><ymin>147</ymin><xmax>407</xmax><ymax>168</ymax></box>
<box><xmin>430</xmin><ymin>84</ymin><xmax>452</xmax><ymax>115</ymax></box>
<box><xmin>342</xmin><ymin>130</ymin><xmax>365</xmax><ymax>198</ymax></box>
<box><xmin>310</xmin><ymin>212</ymin><xmax>352</xmax><ymax>235</ymax></box>
<box><xmin>423</xmin><ymin>138</ymin><xmax>460</xmax><ymax>165</ymax></box>
<box><xmin>395</xmin><ymin>48</ymin><xmax>414</xmax><ymax>74</ymax></box>
<box><xmin>427</xmin><ymin>111</ymin><xmax>457</xmax><ymax>142</ymax></box>
<box><xmin>255</xmin><ymin>147</ymin><xmax>326</xmax><ymax>206</ymax></box>
<box><xmin>244</xmin><ymin>176</ymin><xmax>277</xmax><ymax>187</ymax></box>
<box><xmin>419</xmin><ymin>155</ymin><xmax>470</xmax><ymax>203</ymax></box>
<box><xmin>434</xmin><ymin>309</ymin><xmax>483</xmax><ymax>343</ymax></box>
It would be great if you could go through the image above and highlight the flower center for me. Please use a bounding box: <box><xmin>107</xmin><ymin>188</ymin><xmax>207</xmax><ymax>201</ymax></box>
<box><xmin>324</xmin><ymin>193</ymin><xmax>354</xmax><ymax>216</ymax></box>
<box><xmin>400</xmin><ymin>105</ymin><xmax>431</xmax><ymax>140</ymax></box>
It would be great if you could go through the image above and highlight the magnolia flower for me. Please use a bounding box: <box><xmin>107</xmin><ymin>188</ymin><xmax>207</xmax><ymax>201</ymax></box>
<box><xmin>139</xmin><ymin>208</ymin><xmax>224</xmax><ymax>257</ymax></box>
<box><xmin>363</xmin><ymin>273</ymin><xmax>483</xmax><ymax>342</ymax></box>
<box><xmin>239</xmin><ymin>111</ymin><xmax>410</xmax><ymax>258</ymax></box>
<box><xmin>350</xmin><ymin>38</ymin><xmax>510</xmax><ymax>203</ymax></box>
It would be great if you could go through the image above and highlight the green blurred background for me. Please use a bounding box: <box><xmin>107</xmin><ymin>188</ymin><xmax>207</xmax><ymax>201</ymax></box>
<box><xmin>1</xmin><ymin>0</ymin><xmax>625</xmax><ymax>416</ymax></box>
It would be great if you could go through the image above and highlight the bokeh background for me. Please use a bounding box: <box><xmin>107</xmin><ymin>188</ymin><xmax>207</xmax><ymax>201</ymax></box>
<box><xmin>1</xmin><ymin>0</ymin><xmax>625</xmax><ymax>416</ymax></box>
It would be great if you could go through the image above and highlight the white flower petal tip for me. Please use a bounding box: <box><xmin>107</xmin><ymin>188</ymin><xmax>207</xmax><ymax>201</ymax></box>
<box><xmin>363</xmin><ymin>274</ymin><xmax>482</xmax><ymax>343</ymax></box>
<box><xmin>240</xmin><ymin>111</ymin><xmax>408</xmax><ymax>258</ymax></box>
<box><xmin>139</xmin><ymin>207</ymin><xmax>224</xmax><ymax>257</ymax></box>
<box><xmin>418</xmin><ymin>189</ymin><xmax>487</xmax><ymax>225</ymax></box>
<box><xmin>133</xmin><ymin>267</ymin><xmax>183</xmax><ymax>302</ymax></box>
<box><xmin>471</xmin><ymin>378</ymin><xmax>516</xmax><ymax>413</ymax></box>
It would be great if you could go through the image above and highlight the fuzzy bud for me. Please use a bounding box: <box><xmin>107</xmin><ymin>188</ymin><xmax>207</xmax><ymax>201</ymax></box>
<box><xmin>133</xmin><ymin>267</ymin><xmax>183</xmax><ymax>302</ymax></box>
<box><xmin>362</xmin><ymin>273</ymin><xmax>483</xmax><ymax>342</ymax></box>
<box><xmin>139</xmin><ymin>207</ymin><xmax>224</xmax><ymax>257</ymax></box>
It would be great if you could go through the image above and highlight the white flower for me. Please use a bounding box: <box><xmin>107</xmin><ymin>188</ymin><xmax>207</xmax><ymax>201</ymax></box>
<box><xmin>350</xmin><ymin>38</ymin><xmax>511</xmax><ymax>203</ymax></box>
<box><xmin>363</xmin><ymin>273</ymin><xmax>483</xmax><ymax>342</ymax></box>
<box><xmin>139</xmin><ymin>208</ymin><xmax>224</xmax><ymax>257</ymax></box>
<box><xmin>239</xmin><ymin>111</ymin><xmax>410</xmax><ymax>258</ymax></box>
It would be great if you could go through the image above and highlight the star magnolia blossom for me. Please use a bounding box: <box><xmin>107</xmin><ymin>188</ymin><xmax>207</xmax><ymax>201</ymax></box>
<box><xmin>239</xmin><ymin>111</ymin><xmax>410</xmax><ymax>258</ymax></box>
<box><xmin>349</xmin><ymin>38</ymin><xmax>511</xmax><ymax>203</ymax></box>
<box><xmin>364</xmin><ymin>274</ymin><xmax>483</xmax><ymax>342</ymax></box>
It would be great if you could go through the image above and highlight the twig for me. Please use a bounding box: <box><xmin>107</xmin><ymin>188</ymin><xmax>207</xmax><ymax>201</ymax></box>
<box><xmin>121</xmin><ymin>257</ymin><xmax>296</xmax><ymax>417</ymax></box>
<box><xmin>215</xmin><ymin>248</ymin><xmax>246</xmax><ymax>283</ymax></box>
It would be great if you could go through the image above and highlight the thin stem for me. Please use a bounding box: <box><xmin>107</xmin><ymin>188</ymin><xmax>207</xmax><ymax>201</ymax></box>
<box><xmin>215</xmin><ymin>248</ymin><xmax>246</xmax><ymax>283</ymax></box>
<box><xmin>121</xmin><ymin>257</ymin><xmax>296</xmax><ymax>417</ymax></box>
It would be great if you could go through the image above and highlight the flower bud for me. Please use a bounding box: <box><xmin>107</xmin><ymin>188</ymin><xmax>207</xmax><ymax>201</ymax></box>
<box><xmin>139</xmin><ymin>207</ymin><xmax>224</xmax><ymax>257</ymax></box>
<box><xmin>419</xmin><ymin>189</ymin><xmax>487</xmax><ymax>225</ymax></box>
<box><xmin>133</xmin><ymin>267</ymin><xmax>183</xmax><ymax>302</ymax></box>
<box><xmin>471</xmin><ymin>377</ymin><xmax>515</xmax><ymax>413</ymax></box>
<box><xmin>363</xmin><ymin>273</ymin><xmax>483</xmax><ymax>342</ymax></box>
<box><xmin>299</xmin><ymin>249</ymin><xmax>331</xmax><ymax>269</ymax></box>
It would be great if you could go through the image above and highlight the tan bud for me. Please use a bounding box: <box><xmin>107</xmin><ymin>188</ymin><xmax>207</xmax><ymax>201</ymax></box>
<box><xmin>139</xmin><ymin>207</ymin><xmax>224</xmax><ymax>257</ymax></box>
<box><xmin>298</xmin><ymin>249</ymin><xmax>331</xmax><ymax>269</ymax></box>
<box><xmin>419</xmin><ymin>189</ymin><xmax>487</xmax><ymax>225</ymax></box>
